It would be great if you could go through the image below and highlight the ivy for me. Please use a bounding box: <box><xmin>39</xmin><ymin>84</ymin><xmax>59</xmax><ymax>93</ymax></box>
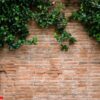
<box><xmin>0</xmin><ymin>0</ymin><xmax>76</xmax><ymax>51</ymax></box>
<box><xmin>71</xmin><ymin>0</ymin><xmax>100</xmax><ymax>42</ymax></box>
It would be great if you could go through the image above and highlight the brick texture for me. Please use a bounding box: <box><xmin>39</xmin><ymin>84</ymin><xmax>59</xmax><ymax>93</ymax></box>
<box><xmin>0</xmin><ymin>6</ymin><xmax>100</xmax><ymax>100</ymax></box>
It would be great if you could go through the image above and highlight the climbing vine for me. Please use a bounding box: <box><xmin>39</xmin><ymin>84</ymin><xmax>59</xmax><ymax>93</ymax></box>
<box><xmin>71</xmin><ymin>0</ymin><xmax>100</xmax><ymax>42</ymax></box>
<box><xmin>0</xmin><ymin>0</ymin><xmax>76</xmax><ymax>51</ymax></box>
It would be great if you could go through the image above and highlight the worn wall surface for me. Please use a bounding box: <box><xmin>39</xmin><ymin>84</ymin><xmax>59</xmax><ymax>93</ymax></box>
<box><xmin>0</xmin><ymin>7</ymin><xmax>100</xmax><ymax>100</ymax></box>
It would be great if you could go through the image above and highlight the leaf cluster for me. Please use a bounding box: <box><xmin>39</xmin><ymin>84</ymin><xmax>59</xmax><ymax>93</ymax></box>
<box><xmin>0</xmin><ymin>0</ymin><xmax>76</xmax><ymax>50</ymax></box>
<box><xmin>72</xmin><ymin>0</ymin><xmax>100</xmax><ymax>42</ymax></box>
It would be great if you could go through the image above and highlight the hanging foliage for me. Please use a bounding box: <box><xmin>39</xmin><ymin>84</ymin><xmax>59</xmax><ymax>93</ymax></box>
<box><xmin>71</xmin><ymin>0</ymin><xmax>100</xmax><ymax>42</ymax></box>
<box><xmin>0</xmin><ymin>0</ymin><xmax>76</xmax><ymax>51</ymax></box>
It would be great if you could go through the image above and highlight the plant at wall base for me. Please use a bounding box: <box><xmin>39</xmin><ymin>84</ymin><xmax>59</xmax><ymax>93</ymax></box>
<box><xmin>71</xmin><ymin>0</ymin><xmax>100</xmax><ymax>42</ymax></box>
<box><xmin>0</xmin><ymin>0</ymin><xmax>76</xmax><ymax>51</ymax></box>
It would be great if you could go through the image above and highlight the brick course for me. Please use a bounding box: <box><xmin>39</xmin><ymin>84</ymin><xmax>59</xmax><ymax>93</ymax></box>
<box><xmin>0</xmin><ymin>7</ymin><xmax>100</xmax><ymax>100</ymax></box>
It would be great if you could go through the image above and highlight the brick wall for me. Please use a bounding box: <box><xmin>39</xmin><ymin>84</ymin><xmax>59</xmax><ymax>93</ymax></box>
<box><xmin>0</xmin><ymin>6</ymin><xmax>100</xmax><ymax>100</ymax></box>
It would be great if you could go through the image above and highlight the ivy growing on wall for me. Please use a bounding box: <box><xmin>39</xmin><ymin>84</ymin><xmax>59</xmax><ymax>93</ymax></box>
<box><xmin>0</xmin><ymin>0</ymin><xmax>76</xmax><ymax>51</ymax></box>
<box><xmin>71</xmin><ymin>0</ymin><xmax>100</xmax><ymax>42</ymax></box>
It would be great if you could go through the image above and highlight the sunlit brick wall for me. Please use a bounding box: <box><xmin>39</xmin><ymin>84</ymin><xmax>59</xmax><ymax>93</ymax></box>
<box><xmin>0</xmin><ymin>5</ymin><xmax>100</xmax><ymax>100</ymax></box>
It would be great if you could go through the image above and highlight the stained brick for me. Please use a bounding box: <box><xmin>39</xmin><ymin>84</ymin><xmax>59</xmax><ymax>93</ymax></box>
<box><xmin>0</xmin><ymin>6</ymin><xmax>100</xmax><ymax>100</ymax></box>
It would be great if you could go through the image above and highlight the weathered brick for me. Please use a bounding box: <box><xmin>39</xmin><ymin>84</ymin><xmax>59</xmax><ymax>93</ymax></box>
<box><xmin>0</xmin><ymin>6</ymin><xmax>100</xmax><ymax>100</ymax></box>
